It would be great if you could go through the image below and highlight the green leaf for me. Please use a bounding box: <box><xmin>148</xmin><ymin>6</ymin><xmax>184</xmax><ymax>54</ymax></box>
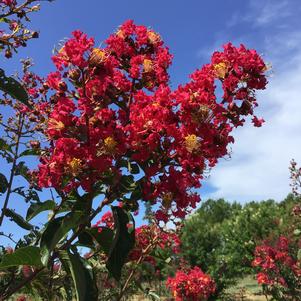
<box><xmin>78</xmin><ymin>227</ymin><xmax>114</xmax><ymax>254</ymax></box>
<box><xmin>0</xmin><ymin>138</ymin><xmax>12</xmax><ymax>153</ymax></box>
<box><xmin>60</xmin><ymin>250</ymin><xmax>98</xmax><ymax>301</ymax></box>
<box><xmin>77</xmin><ymin>231</ymin><xmax>95</xmax><ymax>249</ymax></box>
<box><xmin>0</xmin><ymin>68</ymin><xmax>31</xmax><ymax>108</ymax></box>
<box><xmin>106</xmin><ymin>206</ymin><xmax>135</xmax><ymax>281</ymax></box>
<box><xmin>15</xmin><ymin>161</ymin><xmax>30</xmax><ymax>181</ymax></box>
<box><xmin>4</xmin><ymin>208</ymin><xmax>33</xmax><ymax>230</ymax></box>
<box><xmin>26</xmin><ymin>200</ymin><xmax>56</xmax><ymax>221</ymax></box>
<box><xmin>0</xmin><ymin>18</ymin><xmax>10</xmax><ymax>23</ymax></box>
<box><xmin>147</xmin><ymin>292</ymin><xmax>161</xmax><ymax>300</ymax></box>
<box><xmin>128</xmin><ymin>162</ymin><xmax>140</xmax><ymax>174</ymax></box>
<box><xmin>0</xmin><ymin>173</ymin><xmax>8</xmax><ymax>194</ymax></box>
<box><xmin>0</xmin><ymin>246</ymin><xmax>43</xmax><ymax>269</ymax></box>
<box><xmin>19</xmin><ymin>149</ymin><xmax>39</xmax><ymax>157</ymax></box>
<box><xmin>40</xmin><ymin>211</ymin><xmax>83</xmax><ymax>265</ymax></box>
<box><xmin>120</xmin><ymin>175</ymin><xmax>136</xmax><ymax>192</ymax></box>
<box><xmin>77</xmin><ymin>227</ymin><xmax>113</xmax><ymax>252</ymax></box>
<box><xmin>92</xmin><ymin>227</ymin><xmax>114</xmax><ymax>255</ymax></box>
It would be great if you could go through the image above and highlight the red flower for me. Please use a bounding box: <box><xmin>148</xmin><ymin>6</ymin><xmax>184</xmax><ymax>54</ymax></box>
<box><xmin>36</xmin><ymin>20</ymin><xmax>267</xmax><ymax>221</ymax></box>
<box><xmin>166</xmin><ymin>267</ymin><xmax>216</xmax><ymax>301</ymax></box>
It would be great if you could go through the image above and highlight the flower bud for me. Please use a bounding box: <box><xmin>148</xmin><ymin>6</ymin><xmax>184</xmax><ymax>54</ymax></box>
<box><xmin>68</xmin><ymin>68</ymin><xmax>81</xmax><ymax>81</ymax></box>
<box><xmin>30</xmin><ymin>140</ymin><xmax>40</xmax><ymax>149</ymax></box>
<box><xmin>31</xmin><ymin>31</ymin><xmax>39</xmax><ymax>39</ymax></box>
<box><xmin>5</xmin><ymin>49</ymin><xmax>12</xmax><ymax>59</ymax></box>
<box><xmin>58</xmin><ymin>81</ymin><xmax>67</xmax><ymax>91</ymax></box>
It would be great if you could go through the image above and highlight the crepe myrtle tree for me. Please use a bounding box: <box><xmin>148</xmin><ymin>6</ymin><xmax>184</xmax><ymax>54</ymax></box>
<box><xmin>0</xmin><ymin>6</ymin><xmax>269</xmax><ymax>300</ymax></box>
<box><xmin>252</xmin><ymin>162</ymin><xmax>301</xmax><ymax>301</ymax></box>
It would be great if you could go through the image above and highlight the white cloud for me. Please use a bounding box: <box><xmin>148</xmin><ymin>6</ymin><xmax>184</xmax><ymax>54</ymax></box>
<box><xmin>248</xmin><ymin>0</ymin><xmax>291</xmax><ymax>27</ymax></box>
<box><xmin>201</xmin><ymin>2</ymin><xmax>301</xmax><ymax>202</ymax></box>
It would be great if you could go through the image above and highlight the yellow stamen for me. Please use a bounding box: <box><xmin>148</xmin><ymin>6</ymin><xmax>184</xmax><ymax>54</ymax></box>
<box><xmin>214</xmin><ymin>61</ymin><xmax>228</xmax><ymax>79</ymax></box>
<box><xmin>116</xmin><ymin>29</ymin><xmax>125</xmax><ymax>38</ymax></box>
<box><xmin>143</xmin><ymin>59</ymin><xmax>153</xmax><ymax>73</ymax></box>
<box><xmin>162</xmin><ymin>192</ymin><xmax>173</xmax><ymax>209</ymax></box>
<box><xmin>147</xmin><ymin>31</ymin><xmax>161</xmax><ymax>44</ymax></box>
<box><xmin>68</xmin><ymin>158</ymin><xmax>82</xmax><ymax>176</ymax></box>
<box><xmin>185</xmin><ymin>134</ymin><xmax>199</xmax><ymax>153</ymax></box>
<box><xmin>48</xmin><ymin>118</ymin><xmax>65</xmax><ymax>131</ymax></box>
<box><xmin>89</xmin><ymin>48</ymin><xmax>107</xmax><ymax>66</ymax></box>
<box><xmin>104</xmin><ymin>137</ymin><xmax>117</xmax><ymax>152</ymax></box>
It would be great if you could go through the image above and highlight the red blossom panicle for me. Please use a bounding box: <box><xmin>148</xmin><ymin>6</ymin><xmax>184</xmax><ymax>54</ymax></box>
<box><xmin>252</xmin><ymin>236</ymin><xmax>301</xmax><ymax>288</ymax></box>
<box><xmin>93</xmin><ymin>211</ymin><xmax>114</xmax><ymax>230</ymax></box>
<box><xmin>128</xmin><ymin>225</ymin><xmax>180</xmax><ymax>264</ymax></box>
<box><xmin>166</xmin><ymin>266</ymin><xmax>216</xmax><ymax>301</ymax></box>
<box><xmin>36</xmin><ymin>20</ymin><xmax>268</xmax><ymax>220</ymax></box>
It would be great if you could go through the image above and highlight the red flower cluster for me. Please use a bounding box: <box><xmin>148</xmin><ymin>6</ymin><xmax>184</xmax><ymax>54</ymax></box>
<box><xmin>129</xmin><ymin>224</ymin><xmax>180</xmax><ymax>263</ymax></box>
<box><xmin>94</xmin><ymin>211</ymin><xmax>114</xmax><ymax>230</ymax></box>
<box><xmin>94</xmin><ymin>211</ymin><xmax>180</xmax><ymax>263</ymax></box>
<box><xmin>252</xmin><ymin>236</ymin><xmax>301</xmax><ymax>287</ymax></box>
<box><xmin>166</xmin><ymin>266</ymin><xmax>216</xmax><ymax>301</ymax></box>
<box><xmin>36</xmin><ymin>20</ymin><xmax>267</xmax><ymax>220</ymax></box>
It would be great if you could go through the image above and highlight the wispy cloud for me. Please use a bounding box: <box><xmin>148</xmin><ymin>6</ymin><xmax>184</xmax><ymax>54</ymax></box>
<box><xmin>227</xmin><ymin>0</ymin><xmax>294</xmax><ymax>29</ymax></box>
<box><xmin>247</xmin><ymin>0</ymin><xmax>291</xmax><ymax>27</ymax></box>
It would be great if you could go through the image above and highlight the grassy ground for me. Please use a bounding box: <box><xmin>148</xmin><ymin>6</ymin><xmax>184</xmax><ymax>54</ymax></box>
<box><xmin>225</xmin><ymin>275</ymin><xmax>268</xmax><ymax>301</ymax></box>
<box><xmin>128</xmin><ymin>276</ymin><xmax>268</xmax><ymax>301</ymax></box>
<box><xmin>10</xmin><ymin>275</ymin><xmax>268</xmax><ymax>301</ymax></box>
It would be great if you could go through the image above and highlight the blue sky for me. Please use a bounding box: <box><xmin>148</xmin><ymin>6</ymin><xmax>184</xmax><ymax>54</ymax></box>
<box><xmin>1</xmin><ymin>0</ymin><xmax>301</xmax><ymax>243</ymax></box>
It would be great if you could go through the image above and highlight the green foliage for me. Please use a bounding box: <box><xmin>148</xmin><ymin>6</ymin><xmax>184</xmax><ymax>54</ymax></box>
<box><xmin>26</xmin><ymin>200</ymin><xmax>56</xmax><ymax>221</ymax></box>
<box><xmin>180</xmin><ymin>196</ymin><xmax>299</xmax><ymax>299</ymax></box>
<box><xmin>0</xmin><ymin>172</ymin><xmax>8</xmax><ymax>194</ymax></box>
<box><xmin>4</xmin><ymin>208</ymin><xmax>34</xmax><ymax>230</ymax></box>
<box><xmin>78</xmin><ymin>227</ymin><xmax>114</xmax><ymax>255</ymax></box>
<box><xmin>106</xmin><ymin>206</ymin><xmax>135</xmax><ymax>281</ymax></box>
<box><xmin>0</xmin><ymin>246</ymin><xmax>43</xmax><ymax>269</ymax></box>
<box><xmin>40</xmin><ymin>211</ymin><xmax>83</xmax><ymax>265</ymax></box>
<box><xmin>0</xmin><ymin>68</ymin><xmax>31</xmax><ymax>108</ymax></box>
<box><xmin>60</xmin><ymin>250</ymin><xmax>98</xmax><ymax>301</ymax></box>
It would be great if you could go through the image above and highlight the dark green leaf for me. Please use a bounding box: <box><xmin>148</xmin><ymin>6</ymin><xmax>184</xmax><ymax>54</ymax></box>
<box><xmin>4</xmin><ymin>208</ymin><xmax>33</xmax><ymax>230</ymax></box>
<box><xmin>131</xmin><ymin>185</ymin><xmax>142</xmax><ymax>201</ymax></box>
<box><xmin>128</xmin><ymin>162</ymin><xmax>140</xmax><ymax>174</ymax></box>
<box><xmin>40</xmin><ymin>211</ymin><xmax>83</xmax><ymax>265</ymax></box>
<box><xmin>60</xmin><ymin>250</ymin><xmax>98</xmax><ymax>301</ymax></box>
<box><xmin>26</xmin><ymin>200</ymin><xmax>56</xmax><ymax>221</ymax></box>
<box><xmin>77</xmin><ymin>231</ymin><xmax>95</xmax><ymax>249</ymax></box>
<box><xmin>0</xmin><ymin>173</ymin><xmax>8</xmax><ymax>194</ymax></box>
<box><xmin>15</xmin><ymin>161</ymin><xmax>30</xmax><ymax>181</ymax></box>
<box><xmin>0</xmin><ymin>138</ymin><xmax>12</xmax><ymax>153</ymax></box>
<box><xmin>106</xmin><ymin>206</ymin><xmax>135</xmax><ymax>280</ymax></box>
<box><xmin>0</xmin><ymin>68</ymin><xmax>31</xmax><ymax>108</ymax></box>
<box><xmin>117</xmin><ymin>158</ymin><xmax>128</xmax><ymax>169</ymax></box>
<box><xmin>120</xmin><ymin>175</ymin><xmax>136</xmax><ymax>193</ymax></box>
<box><xmin>19</xmin><ymin>149</ymin><xmax>39</xmax><ymax>157</ymax></box>
<box><xmin>0</xmin><ymin>246</ymin><xmax>43</xmax><ymax>269</ymax></box>
<box><xmin>92</xmin><ymin>227</ymin><xmax>114</xmax><ymax>255</ymax></box>
<box><xmin>79</xmin><ymin>227</ymin><xmax>114</xmax><ymax>254</ymax></box>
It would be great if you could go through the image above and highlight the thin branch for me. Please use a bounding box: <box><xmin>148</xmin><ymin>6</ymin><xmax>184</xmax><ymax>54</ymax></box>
<box><xmin>0</xmin><ymin>267</ymin><xmax>43</xmax><ymax>301</ymax></box>
<box><xmin>0</xmin><ymin>114</ymin><xmax>24</xmax><ymax>227</ymax></box>
<box><xmin>116</xmin><ymin>234</ymin><xmax>158</xmax><ymax>301</ymax></box>
<box><xmin>0</xmin><ymin>0</ymin><xmax>37</xmax><ymax>19</ymax></box>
